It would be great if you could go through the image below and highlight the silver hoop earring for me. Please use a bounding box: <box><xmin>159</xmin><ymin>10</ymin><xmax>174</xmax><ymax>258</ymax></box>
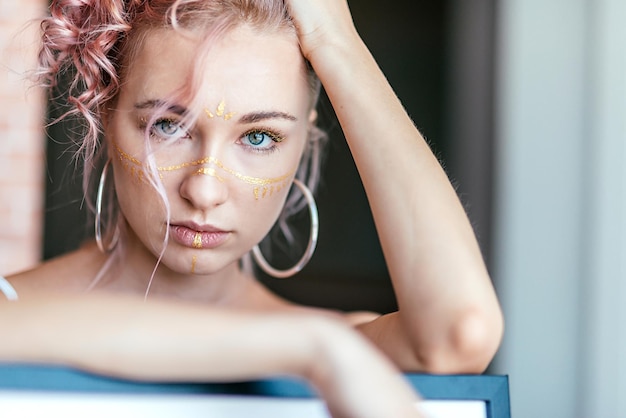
<box><xmin>252</xmin><ymin>179</ymin><xmax>319</xmax><ymax>279</ymax></box>
<box><xmin>95</xmin><ymin>159</ymin><xmax>120</xmax><ymax>253</ymax></box>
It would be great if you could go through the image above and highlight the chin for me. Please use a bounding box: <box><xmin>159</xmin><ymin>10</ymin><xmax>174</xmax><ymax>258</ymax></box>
<box><xmin>158</xmin><ymin>254</ymin><xmax>235</xmax><ymax>277</ymax></box>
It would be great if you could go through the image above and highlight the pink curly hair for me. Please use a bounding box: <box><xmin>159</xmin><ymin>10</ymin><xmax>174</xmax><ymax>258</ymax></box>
<box><xmin>37</xmin><ymin>0</ymin><xmax>326</xmax><ymax>289</ymax></box>
<box><xmin>38</xmin><ymin>0</ymin><xmax>322</xmax><ymax>171</ymax></box>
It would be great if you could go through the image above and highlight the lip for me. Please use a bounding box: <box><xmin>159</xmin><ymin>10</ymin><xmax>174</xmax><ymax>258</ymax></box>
<box><xmin>170</xmin><ymin>223</ymin><xmax>231</xmax><ymax>249</ymax></box>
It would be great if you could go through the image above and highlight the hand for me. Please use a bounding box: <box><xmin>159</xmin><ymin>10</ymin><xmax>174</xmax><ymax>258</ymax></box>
<box><xmin>307</xmin><ymin>316</ymin><xmax>424</xmax><ymax>418</ymax></box>
<box><xmin>284</xmin><ymin>0</ymin><xmax>360</xmax><ymax>60</ymax></box>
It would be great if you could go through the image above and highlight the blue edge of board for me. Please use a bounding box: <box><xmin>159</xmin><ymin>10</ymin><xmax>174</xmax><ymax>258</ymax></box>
<box><xmin>0</xmin><ymin>364</ymin><xmax>510</xmax><ymax>418</ymax></box>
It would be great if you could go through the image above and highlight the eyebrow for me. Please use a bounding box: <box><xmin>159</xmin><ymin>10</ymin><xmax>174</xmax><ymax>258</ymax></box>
<box><xmin>238</xmin><ymin>111</ymin><xmax>298</xmax><ymax>124</ymax></box>
<box><xmin>134</xmin><ymin>100</ymin><xmax>298</xmax><ymax>123</ymax></box>
<box><xmin>134</xmin><ymin>100</ymin><xmax>187</xmax><ymax>115</ymax></box>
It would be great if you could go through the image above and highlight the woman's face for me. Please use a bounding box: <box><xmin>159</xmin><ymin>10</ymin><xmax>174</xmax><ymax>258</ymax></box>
<box><xmin>106</xmin><ymin>24</ymin><xmax>313</xmax><ymax>275</ymax></box>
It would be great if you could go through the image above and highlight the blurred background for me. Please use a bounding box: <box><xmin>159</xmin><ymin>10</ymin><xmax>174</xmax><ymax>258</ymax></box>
<box><xmin>1</xmin><ymin>0</ymin><xmax>624</xmax><ymax>417</ymax></box>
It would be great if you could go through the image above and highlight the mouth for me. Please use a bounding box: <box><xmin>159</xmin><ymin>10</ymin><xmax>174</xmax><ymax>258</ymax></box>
<box><xmin>170</xmin><ymin>223</ymin><xmax>231</xmax><ymax>250</ymax></box>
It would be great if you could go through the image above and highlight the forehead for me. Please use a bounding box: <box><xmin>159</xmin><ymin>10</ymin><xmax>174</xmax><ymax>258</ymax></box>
<box><xmin>120</xmin><ymin>25</ymin><xmax>310</xmax><ymax>111</ymax></box>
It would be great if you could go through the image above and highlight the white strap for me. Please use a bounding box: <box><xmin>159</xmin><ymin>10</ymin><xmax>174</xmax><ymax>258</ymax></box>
<box><xmin>0</xmin><ymin>276</ymin><xmax>18</xmax><ymax>301</ymax></box>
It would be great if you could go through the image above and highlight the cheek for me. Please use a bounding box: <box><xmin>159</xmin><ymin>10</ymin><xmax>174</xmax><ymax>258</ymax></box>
<box><xmin>238</xmin><ymin>141</ymin><xmax>307</xmax><ymax>236</ymax></box>
<box><xmin>112</xmin><ymin>160</ymin><xmax>167</xmax><ymax>225</ymax></box>
<box><xmin>235</xmin><ymin>180</ymin><xmax>292</xmax><ymax>238</ymax></box>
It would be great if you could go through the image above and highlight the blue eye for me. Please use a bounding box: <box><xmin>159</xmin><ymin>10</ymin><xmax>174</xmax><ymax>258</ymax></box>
<box><xmin>151</xmin><ymin>119</ymin><xmax>189</xmax><ymax>141</ymax></box>
<box><xmin>242</xmin><ymin>129</ymin><xmax>283</xmax><ymax>151</ymax></box>
<box><xmin>247</xmin><ymin>131</ymin><xmax>271</xmax><ymax>146</ymax></box>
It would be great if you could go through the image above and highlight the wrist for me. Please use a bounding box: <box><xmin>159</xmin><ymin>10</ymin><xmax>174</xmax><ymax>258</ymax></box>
<box><xmin>303</xmin><ymin>27</ymin><xmax>364</xmax><ymax>69</ymax></box>
<box><xmin>304</xmin><ymin>316</ymin><xmax>380</xmax><ymax>392</ymax></box>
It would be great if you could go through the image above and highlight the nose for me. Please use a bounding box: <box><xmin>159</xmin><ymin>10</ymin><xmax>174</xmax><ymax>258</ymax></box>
<box><xmin>179</xmin><ymin>166</ymin><xmax>229</xmax><ymax>210</ymax></box>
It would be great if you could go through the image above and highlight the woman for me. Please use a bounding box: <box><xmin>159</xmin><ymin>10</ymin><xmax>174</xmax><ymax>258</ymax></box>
<box><xmin>0</xmin><ymin>0</ymin><xmax>502</xmax><ymax>415</ymax></box>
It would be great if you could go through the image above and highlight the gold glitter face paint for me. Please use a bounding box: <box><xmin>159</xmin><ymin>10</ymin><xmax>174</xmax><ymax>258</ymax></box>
<box><xmin>114</xmin><ymin>143</ymin><xmax>295</xmax><ymax>200</ymax></box>
<box><xmin>205</xmin><ymin>100</ymin><xmax>236</xmax><ymax>121</ymax></box>
<box><xmin>116</xmin><ymin>144</ymin><xmax>149</xmax><ymax>183</ymax></box>
<box><xmin>190</xmin><ymin>255</ymin><xmax>197</xmax><ymax>274</ymax></box>
<box><xmin>195</xmin><ymin>167</ymin><xmax>225</xmax><ymax>182</ymax></box>
<box><xmin>193</xmin><ymin>232</ymin><xmax>203</xmax><ymax>249</ymax></box>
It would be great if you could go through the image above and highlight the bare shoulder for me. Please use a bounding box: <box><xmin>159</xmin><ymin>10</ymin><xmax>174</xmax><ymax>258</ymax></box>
<box><xmin>259</xmin><ymin>293</ymin><xmax>381</xmax><ymax>327</ymax></box>
<box><xmin>6</xmin><ymin>243</ymin><xmax>107</xmax><ymax>295</ymax></box>
<box><xmin>344</xmin><ymin>310</ymin><xmax>382</xmax><ymax>326</ymax></box>
<box><xmin>246</xmin><ymin>279</ymin><xmax>382</xmax><ymax>324</ymax></box>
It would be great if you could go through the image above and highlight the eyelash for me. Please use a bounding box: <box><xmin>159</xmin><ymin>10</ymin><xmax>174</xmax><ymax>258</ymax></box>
<box><xmin>137</xmin><ymin>117</ymin><xmax>286</xmax><ymax>153</ymax></box>
<box><xmin>239</xmin><ymin>128</ymin><xmax>285</xmax><ymax>154</ymax></box>
<box><xmin>138</xmin><ymin>117</ymin><xmax>190</xmax><ymax>143</ymax></box>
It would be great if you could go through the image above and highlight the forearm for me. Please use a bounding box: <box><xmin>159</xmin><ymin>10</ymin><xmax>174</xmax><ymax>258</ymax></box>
<box><xmin>304</xmin><ymin>21</ymin><xmax>502</xmax><ymax>371</ymax></box>
<box><xmin>0</xmin><ymin>294</ymin><xmax>315</xmax><ymax>381</ymax></box>
<box><xmin>0</xmin><ymin>294</ymin><xmax>422</xmax><ymax>417</ymax></box>
<box><xmin>312</xmin><ymin>35</ymin><xmax>484</xmax><ymax>280</ymax></box>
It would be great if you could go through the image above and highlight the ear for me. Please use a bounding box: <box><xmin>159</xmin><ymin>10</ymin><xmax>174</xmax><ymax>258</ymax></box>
<box><xmin>308</xmin><ymin>109</ymin><xmax>318</xmax><ymax>125</ymax></box>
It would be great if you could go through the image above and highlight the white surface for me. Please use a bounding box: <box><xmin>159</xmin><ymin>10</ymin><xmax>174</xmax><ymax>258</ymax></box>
<box><xmin>0</xmin><ymin>391</ymin><xmax>487</xmax><ymax>418</ymax></box>
<box><xmin>419</xmin><ymin>400</ymin><xmax>487</xmax><ymax>418</ymax></box>
<box><xmin>0</xmin><ymin>392</ymin><xmax>329</xmax><ymax>418</ymax></box>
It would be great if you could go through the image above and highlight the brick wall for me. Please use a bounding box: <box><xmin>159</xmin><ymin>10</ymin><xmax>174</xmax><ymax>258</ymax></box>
<box><xmin>0</xmin><ymin>1</ymin><xmax>46</xmax><ymax>275</ymax></box>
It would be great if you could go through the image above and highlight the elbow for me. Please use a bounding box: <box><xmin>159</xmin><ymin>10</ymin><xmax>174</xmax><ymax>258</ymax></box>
<box><xmin>416</xmin><ymin>308</ymin><xmax>504</xmax><ymax>374</ymax></box>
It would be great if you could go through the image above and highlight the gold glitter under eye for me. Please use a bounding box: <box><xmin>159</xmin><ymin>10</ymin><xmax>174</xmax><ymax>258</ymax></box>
<box><xmin>113</xmin><ymin>141</ymin><xmax>295</xmax><ymax>200</ymax></box>
<box><xmin>115</xmin><ymin>143</ymin><xmax>148</xmax><ymax>183</ymax></box>
<box><xmin>195</xmin><ymin>167</ymin><xmax>225</xmax><ymax>182</ymax></box>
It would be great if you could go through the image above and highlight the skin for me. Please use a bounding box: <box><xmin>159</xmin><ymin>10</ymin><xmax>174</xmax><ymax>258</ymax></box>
<box><xmin>104</xmin><ymin>26</ymin><xmax>312</xmax><ymax>302</ymax></box>
<box><xmin>1</xmin><ymin>295</ymin><xmax>423</xmax><ymax>418</ymax></box>
<box><xmin>8</xmin><ymin>26</ymin><xmax>314</xmax><ymax>308</ymax></box>
<box><xmin>2</xmin><ymin>18</ymin><xmax>424</xmax><ymax>418</ymax></box>
<box><xmin>1</xmin><ymin>1</ymin><xmax>504</xmax><ymax>416</ymax></box>
<box><xmin>285</xmin><ymin>0</ymin><xmax>504</xmax><ymax>372</ymax></box>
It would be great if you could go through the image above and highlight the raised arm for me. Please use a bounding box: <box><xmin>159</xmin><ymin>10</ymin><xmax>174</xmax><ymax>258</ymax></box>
<box><xmin>0</xmin><ymin>294</ymin><xmax>422</xmax><ymax>418</ymax></box>
<box><xmin>286</xmin><ymin>0</ymin><xmax>503</xmax><ymax>373</ymax></box>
